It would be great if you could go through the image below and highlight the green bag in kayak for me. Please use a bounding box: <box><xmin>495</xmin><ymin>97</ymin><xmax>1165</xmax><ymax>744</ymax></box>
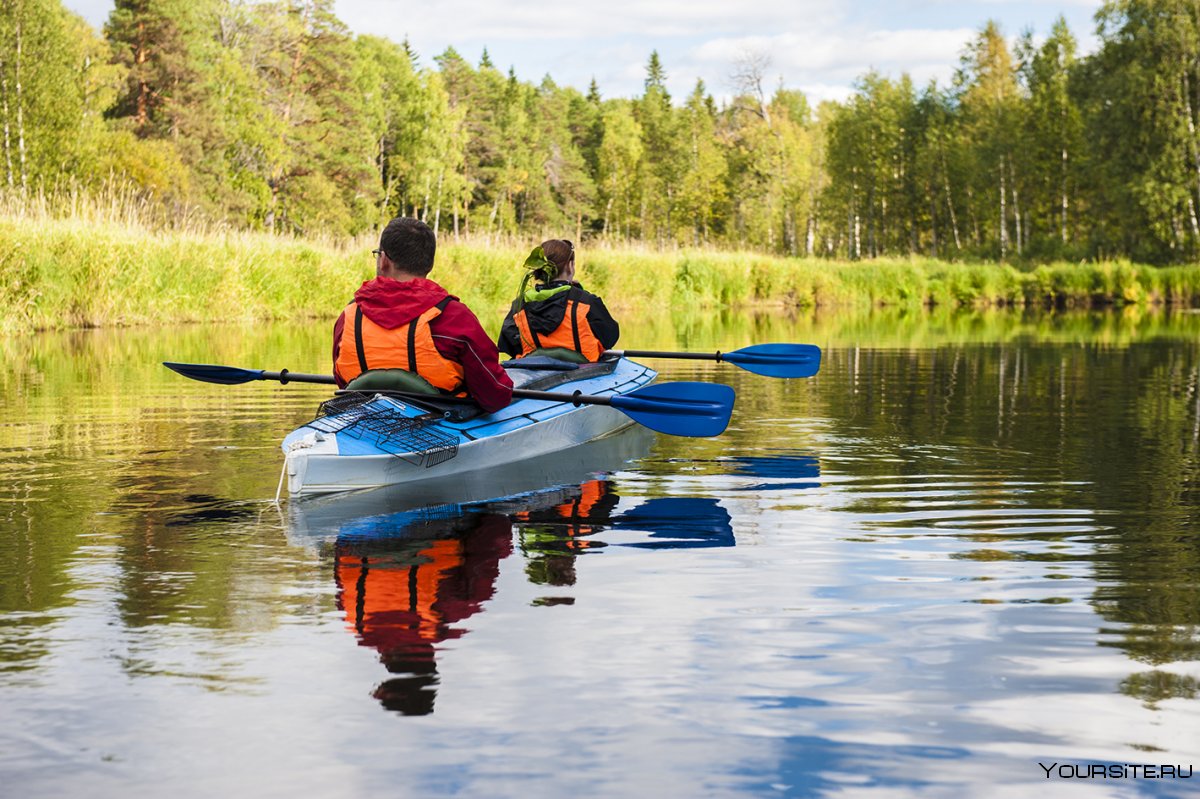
<box><xmin>345</xmin><ymin>368</ymin><xmax>441</xmax><ymax>394</ymax></box>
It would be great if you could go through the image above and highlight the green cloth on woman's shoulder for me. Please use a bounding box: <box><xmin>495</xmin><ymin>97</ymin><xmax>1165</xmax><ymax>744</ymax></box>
<box><xmin>523</xmin><ymin>282</ymin><xmax>573</xmax><ymax>303</ymax></box>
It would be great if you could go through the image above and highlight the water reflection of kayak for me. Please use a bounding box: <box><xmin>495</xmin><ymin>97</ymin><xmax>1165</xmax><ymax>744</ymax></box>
<box><xmin>290</xmin><ymin>427</ymin><xmax>655</xmax><ymax>717</ymax></box>
<box><xmin>284</xmin><ymin>424</ymin><xmax>744</xmax><ymax>716</ymax></box>
<box><xmin>285</xmin><ymin>424</ymin><xmax>656</xmax><ymax>548</ymax></box>
<box><xmin>280</xmin><ymin>357</ymin><xmax>657</xmax><ymax>496</ymax></box>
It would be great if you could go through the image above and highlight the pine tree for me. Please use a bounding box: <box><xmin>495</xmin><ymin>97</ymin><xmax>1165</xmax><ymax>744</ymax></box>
<box><xmin>597</xmin><ymin>101</ymin><xmax>642</xmax><ymax>239</ymax></box>
<box><xmin>956</xmin><ymin>20</ymin><xmax>1023</xmax><ymax>258</ymax></box>
<box><xmin>636</xmin><ymin>51</ymin><xmax>682</xmax><ymax>242</ymax></box>
<box><xmin>676</xmin><ymin>80</ymin><xmax>726</xmax><ymax>244</ymax></box>
<box><xmin>1021</xmin><ymin>16</ymin><xmax>1083</xmax><ymax>255</ymax></box>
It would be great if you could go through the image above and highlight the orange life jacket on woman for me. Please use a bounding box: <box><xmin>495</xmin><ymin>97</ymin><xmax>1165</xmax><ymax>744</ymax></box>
<box><xmin>512</xmin><ymin>288</ymin><xmax>604</xmax><ymax>361</ymax></box>
<box><xmin>334</xmin><ymin>296</ymin><xmax>465</xmax><ymax>392</ymax></box>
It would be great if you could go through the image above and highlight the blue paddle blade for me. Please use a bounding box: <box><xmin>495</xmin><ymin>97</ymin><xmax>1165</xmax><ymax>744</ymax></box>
<box><xmin>610</xmin><ymin>382</ymin><xmax>734</xmax><ymax>437</ymax></box>
<box><xmin>163</xmin><ymin>362</ymin><xmax>265</xmax><ymax>385</ymax></box>
<box><xmin>722</xmin><ymin>343</ymin><xmax>821</xmax><ymax>378</ymax></box>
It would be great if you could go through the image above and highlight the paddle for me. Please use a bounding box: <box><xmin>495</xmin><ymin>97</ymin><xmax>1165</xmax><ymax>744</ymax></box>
<box><xmin>603</xmin><ymin>343</ymin><xmax>821</xmax><ymax>379</ymax></box>
<box><xmin>162</xmin><ymin>362</ymin><xmax>734</xmax><ymax>437</ymax></box>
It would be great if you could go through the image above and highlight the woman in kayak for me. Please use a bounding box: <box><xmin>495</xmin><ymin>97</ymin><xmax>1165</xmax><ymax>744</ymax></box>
<box><xmin>496</xmin><ymin>238</ymin><xmax>619</xmax><ymax>363</ymax></box>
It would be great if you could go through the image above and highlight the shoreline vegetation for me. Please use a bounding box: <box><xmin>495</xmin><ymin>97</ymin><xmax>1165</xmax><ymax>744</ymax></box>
<box><xmin>3</xmin><ymin>214</ymin><xmax>1199</xmax><ymax>334</ymax></box>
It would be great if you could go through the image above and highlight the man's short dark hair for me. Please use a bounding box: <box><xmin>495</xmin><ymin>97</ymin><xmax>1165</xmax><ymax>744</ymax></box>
<box><xmin>379</xmin><ymin>217</ymin><xmax>436</xmax><ymax>275</ymax></box>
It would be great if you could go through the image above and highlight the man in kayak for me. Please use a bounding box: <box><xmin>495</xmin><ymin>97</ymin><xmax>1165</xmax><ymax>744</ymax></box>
<box><xmin>496</xmin><ymin>238</ymin><xmax>619</xmax><ymax>363</ymax></box>
<box><xmin>332</xmin><ymin>217</ymin><xmax>513</xmax><ymax>412</ymax></box>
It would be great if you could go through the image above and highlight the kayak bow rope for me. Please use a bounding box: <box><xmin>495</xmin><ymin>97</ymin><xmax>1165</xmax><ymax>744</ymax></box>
<box><xmin>162</xmin><ymin>362</ymin><xmax>734</xmax><ymax>438</ymax></box>
<box><xmin>603</xmin><ymin>343</ymin><xmax>821</xmax><ymax>379</ymax></box>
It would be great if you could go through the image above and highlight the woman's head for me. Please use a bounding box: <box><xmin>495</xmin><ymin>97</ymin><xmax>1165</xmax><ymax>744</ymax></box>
<box><xmin>540</xmin><ymin>239</ymin><xmax>575</xmax><ymax>280</ymax></box>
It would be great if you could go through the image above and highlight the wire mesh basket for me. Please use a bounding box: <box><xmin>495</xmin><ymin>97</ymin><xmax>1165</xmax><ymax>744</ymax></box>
<box><xmin>303</xmin><ymin>394</ymin><xmax>459</xmax><ymax>468</ymax></box>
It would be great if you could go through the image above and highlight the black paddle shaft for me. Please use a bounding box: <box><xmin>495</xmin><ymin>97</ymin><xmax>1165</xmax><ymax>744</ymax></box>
<box><xmin>261</xmin><ymin>369</ymin><xmax>609</xmax><ymax>407</ymax></box>
<box><xmin>262</xmin><ymin>370</ymin><xmax>336</xmax><ymax>385</ymax></box>
<box><xmin>606</xmin><ymin>349</ymin><xmax>723</xmax><ymax>362</ymax></box>
<box><xmin>512</xmin><ymin>388</ymin><xmax>612</xmax><ymax>407</ymax></box>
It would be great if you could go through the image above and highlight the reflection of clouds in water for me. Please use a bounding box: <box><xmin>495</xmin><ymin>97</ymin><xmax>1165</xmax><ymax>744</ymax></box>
<box><xmin>960</xmin><ymin>687</ymin><xmax>1200</xmax><ymax>764</ymax></box>
<box><xmin>552</xmin><ymin>447</ymin><xmax>1200</xmax><ymax>784</ymax></box>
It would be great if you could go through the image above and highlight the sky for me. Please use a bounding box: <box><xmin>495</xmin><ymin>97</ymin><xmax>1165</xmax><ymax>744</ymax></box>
<box><xmin>62</xmin><ymin>0</ymin><xmax>1106</xmax><ymax>103</ymax></box>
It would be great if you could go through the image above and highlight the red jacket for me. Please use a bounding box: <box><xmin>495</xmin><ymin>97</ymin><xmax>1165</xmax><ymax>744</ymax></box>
<box><xmin>332</xmin><ymin>277</ymin><xmax>513</xmax><ymax>412</ymax></box>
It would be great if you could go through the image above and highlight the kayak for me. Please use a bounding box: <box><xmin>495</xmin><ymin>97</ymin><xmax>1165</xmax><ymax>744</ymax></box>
<box><xmin>280</xmin><ymin>356</ymin><xmax>657</xmax><ymax>496</ymax></box>
<box><xmin>285</xmin><ymin>424</ymin><xmax>656</xmax><ymax>546</ymax></box>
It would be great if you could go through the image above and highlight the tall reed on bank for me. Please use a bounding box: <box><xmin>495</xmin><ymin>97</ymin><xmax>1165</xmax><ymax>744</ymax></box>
<box><xmin>2</xmin><ymin>214</ymin><xmax>1200</xmax><ymax>332</ymax></box>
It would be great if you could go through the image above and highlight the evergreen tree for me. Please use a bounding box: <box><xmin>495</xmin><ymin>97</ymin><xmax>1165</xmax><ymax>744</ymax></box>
<box><xmin>1021</xmin><ymin>17</ymin><xmax>1084</xmax><ymax>255</ymax></box>
<box><xmin>247</xmin><ymin>0</ymin><xmax>374</xmax><ymax>233</ymax></box>
<box><xmin>569</xmin><ymin>78</ymin><xmax>603</xmax><ymax>196</ymax></box>
<box><xmin>597</xmin><ymin>100</ymin><xmax>642</xmax><ymax>239</ymax></box>
<box><xmin>956</xmin><ymin>21</ymin><xmax>1023</xmax><ymax>258</ymax></box>
<box><xmin>676</xmin><ymin>80</ymin><xmax>726</xmax><ymax>243</ymax></box>
<box><xmin>636</xmin><ymin>50</ymin><xmax>682</xmax><ymax>242</ymax></box>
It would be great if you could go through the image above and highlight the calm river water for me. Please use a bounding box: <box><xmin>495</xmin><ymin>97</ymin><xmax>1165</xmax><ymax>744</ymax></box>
<box><xmin>2</xmin><ymin>308</ymin><xmax>1199</xmax><ymax>798</ymax></box>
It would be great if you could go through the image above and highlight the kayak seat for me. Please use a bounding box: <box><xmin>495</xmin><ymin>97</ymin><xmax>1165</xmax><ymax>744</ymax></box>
<box><xmin>346</xmin><ymin>368</ymin><xmax>440</xmax><ymax>394</ymax></box>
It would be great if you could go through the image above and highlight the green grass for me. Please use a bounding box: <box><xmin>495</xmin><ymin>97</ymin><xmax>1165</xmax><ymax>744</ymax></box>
<box><xmin>2</xmin><ymin>214</ymin><xmax>1199</xmax><ymax>332</ymax></box>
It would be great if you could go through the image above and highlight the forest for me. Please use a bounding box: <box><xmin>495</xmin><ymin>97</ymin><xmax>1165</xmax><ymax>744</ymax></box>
<box><xmin>2</xmin><ymin>0</ymin><xmax>1200</xmax><ymax>265</ymax></box>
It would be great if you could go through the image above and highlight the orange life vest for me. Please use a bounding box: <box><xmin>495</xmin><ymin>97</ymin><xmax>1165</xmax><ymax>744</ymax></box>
<box><xmin>512</xmin><ymin>289</ymin><xmax>604</xmax><ymax>361</ymax></box>
<box><xmin>335</xmin><ymin>297</ymin><xmax>465</xmax><ymax>392</ymax></box>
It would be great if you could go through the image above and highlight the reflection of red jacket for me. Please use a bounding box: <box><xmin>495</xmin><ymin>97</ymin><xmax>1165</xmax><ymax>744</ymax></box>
<box><xmin>335</xmin><ymin>514</ymin><xmax>513</xmax><ymax>659</ymax></box>
<box><xmin>332</xmin><ymin>277</ymin><xmax>513</xmax><ymax>412</ymax></box>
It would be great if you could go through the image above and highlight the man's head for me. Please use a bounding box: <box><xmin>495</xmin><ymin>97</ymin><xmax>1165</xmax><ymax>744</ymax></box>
<box><xmin>376</xmin><ymin>217</ymin><xmax>436</xmax><ymax>279</ymax></box>
<box><xmin>540</xmin><ymin>239</ymin><xmax>575</xmax><ymax>281</ymax></box>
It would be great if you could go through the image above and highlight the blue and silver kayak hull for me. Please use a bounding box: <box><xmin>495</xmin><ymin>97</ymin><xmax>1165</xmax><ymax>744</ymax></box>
<box><xmin>281</xmin><ymin>357</ymin><xmax>657</xmax><ymax>496</ymax></box>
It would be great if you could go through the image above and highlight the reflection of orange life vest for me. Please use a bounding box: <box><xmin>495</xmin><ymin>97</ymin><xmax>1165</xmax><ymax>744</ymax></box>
<box><xmin>558</xmin><ymin>480</ymin><xmax>606</xmax><ymax>520</ymax></box>
<box><xmin>335</xmin><ymin>297</ymin><xmax>465</xmax><ymax>392</ymax></box>
<box><xmin>513</xmin><ymin>290</ymin><xmax>604</xmax><ymax>361</ymax></box>
<box><xmin>337</xmin><ymin>539</ymin><xmax>465</xmax><ymax>646</ymax></box>
<box><xmin>514</xmin><ymin>480</ymin><xmax>610</xmax><ymax>549</ymax></box>
<box><xmin>557</xmin><ymin>480</ymin><xmax>607</xmax><ymax>546</ymax></box>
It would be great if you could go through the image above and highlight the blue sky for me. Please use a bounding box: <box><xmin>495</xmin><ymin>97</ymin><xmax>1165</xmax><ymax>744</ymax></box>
<box><xmin>63</xmin><ymin>0</ymin><xmax>1104</xmax><ymax>102</ymax></box>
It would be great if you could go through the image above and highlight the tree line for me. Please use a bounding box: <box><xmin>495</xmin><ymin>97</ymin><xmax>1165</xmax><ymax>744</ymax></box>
<box><xmin>2</xmin><ymin>0</ymin><xmax>1199</xmax><ymax>264</ymax></box>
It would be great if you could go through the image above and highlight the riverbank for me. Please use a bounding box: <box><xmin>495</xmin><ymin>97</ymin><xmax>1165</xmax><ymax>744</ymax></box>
<box><xmin>3</xmin><ymin>215</ymin><xmax>1200</xmax><ymax>331</ymax></box>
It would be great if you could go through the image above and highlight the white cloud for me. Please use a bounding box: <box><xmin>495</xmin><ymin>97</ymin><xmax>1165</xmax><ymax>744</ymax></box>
<box><xmin>693</xmin><ymin>27</ymin><xmax>972</xmax><ymax>72</ymax></box>
<box><xmin>335</xmin><ymin>0</ymin><xmax>842</xmax><ymax>42</ymax></box>
<box><xmin>670</xmin><ymin>26</ymin><xmax>973</xmax><ymax>104</ymax></box>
